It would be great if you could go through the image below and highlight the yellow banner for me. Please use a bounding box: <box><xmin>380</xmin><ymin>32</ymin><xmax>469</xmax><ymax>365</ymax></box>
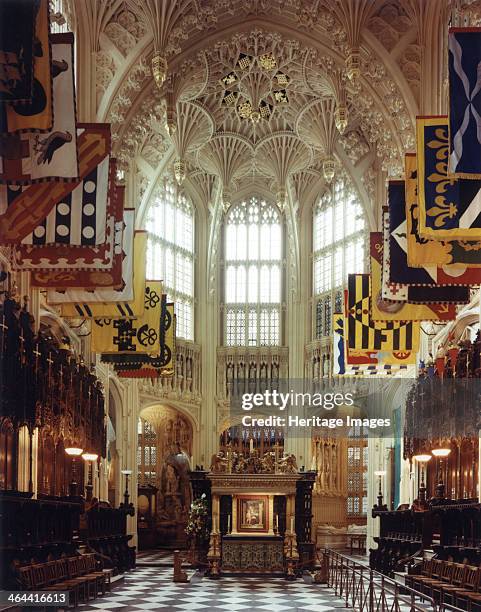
<box><xmin>346</xmin><ymin>274</ymin><xmax>420</xmax><ymax>353</ymax></box>
<box><xmin>91</xmin><ymin>281</ymin><xmax>163</xmax><ymax>355</ymax></box>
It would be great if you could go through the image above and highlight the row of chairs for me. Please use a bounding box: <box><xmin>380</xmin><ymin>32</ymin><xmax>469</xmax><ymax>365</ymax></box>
<box><xmin>406</xmin><ymin>558</ymin><xmax>481</xmax><ymax>610</ymax></box>
<box><xmin>18</xmin><ymin>553</ymin><xmax>112</xmax><ymax>608</ymax></box>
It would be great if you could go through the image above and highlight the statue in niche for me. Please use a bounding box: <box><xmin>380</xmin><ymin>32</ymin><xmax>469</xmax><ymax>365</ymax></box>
<box><xmin>158</xmin><ymin>442</ymin><xmax>192</xmax><ymax>522</ymax></box>
<box><xmin>165</xmin><ymin>464</ymin><xmax>178</xmax><ymax>495</ymax></box>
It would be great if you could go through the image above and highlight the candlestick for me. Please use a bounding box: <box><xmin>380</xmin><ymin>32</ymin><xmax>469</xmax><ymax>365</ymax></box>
<box><xmin>227</xmin><ymin>515</ymin><xmax>231</xmax><ymax>533</ymax></box>
<box><xmin>290</xmin><ymin>517</ymin><xmax>294</xmax><ymax>533</ymax></box>
<box><xmin>249</xmin><ymin>438</ymin><xmax>254</xmax><ymax>454</ymax></box>
<box><xmin>275</xmin><ymin>514</ymin><xmax>278</xmax><ymax>531</ymax></box>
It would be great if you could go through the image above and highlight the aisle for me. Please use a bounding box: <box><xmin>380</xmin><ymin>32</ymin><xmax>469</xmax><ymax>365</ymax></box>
<box><xmin>78</xmin><ymin>566</ymin><xmax>350</xmax><ymax>611</ymax></box>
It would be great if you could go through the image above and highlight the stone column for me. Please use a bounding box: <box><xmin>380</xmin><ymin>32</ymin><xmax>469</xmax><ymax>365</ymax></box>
<box><xmin>284</xmin><ymin>189</ymin><xmax>310</xmax><ymax>467</ymax></box>
<box><xmin>198</xmin><ymin>189</ymin><xmax>221</xmax><ymax>466</ymax></box>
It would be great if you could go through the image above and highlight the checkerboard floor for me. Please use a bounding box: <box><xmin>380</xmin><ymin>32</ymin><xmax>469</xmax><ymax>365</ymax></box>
<box><xmin>136</xmin><ymin>550</ymin><xmax>174</xmax><ymax>565</ymax></box>
<box><xmin>78</xmin><ymin>566</ymin><xmax>351</xmax><ymax>611</ymax></box>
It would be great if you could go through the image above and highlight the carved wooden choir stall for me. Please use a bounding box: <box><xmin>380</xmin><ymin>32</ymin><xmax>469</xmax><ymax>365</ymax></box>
<box><xmin>371</xmin><ymin>343</ymin><xmax>481</xmax><ymax>576</ymax></box>
<box><xmin>0</xmin><ymin>293</ymin><xmax>135</xmax><ymax>590</ymax></box>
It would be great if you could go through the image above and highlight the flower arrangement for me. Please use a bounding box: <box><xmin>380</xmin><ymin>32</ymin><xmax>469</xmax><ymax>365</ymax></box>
<box><xmin>185</xmin><ymin>493</ymin><xmax>210</xmax><ymax>543</ymax></box>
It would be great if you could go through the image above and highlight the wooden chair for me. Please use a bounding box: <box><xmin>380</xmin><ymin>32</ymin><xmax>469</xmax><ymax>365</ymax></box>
<box><xmin>84</xmin><ymin>554</ymin><xmax>107</xmax><ymax>595</ymax></box>
<box><xmin>432</xmin><ymin>562</ymin><xmax>466</xmax><ymax>603</ymax></box>
<box><xmin>77</xmin><ymin>555</ymin><xmax>100</xmax><ymax>600</ymax></box>
<box><xmin>408</xmin><ymin>558</ymin><xmax>437</xmax><ymax>591</ymax></box>
<box><xmin>453</xmin><ymin>566</ymin><xmax>481</xmax><ymax>610</ymax></box>
<box><xmin>424</xmin><ymin>561</ymin><xmax>454</xmax><ymax>599</ymax></box>
<box><xmin>41</xmin><ymin>561</ymin><xmax>79</xmax><ymax>609</ymax></box>
<box><xmin>66</xmin><ymin>557</ymin><xmax>89</xmax><ymax>601</ymax></box>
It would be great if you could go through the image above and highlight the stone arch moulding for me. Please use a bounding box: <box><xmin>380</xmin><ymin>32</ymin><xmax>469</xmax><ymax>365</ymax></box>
<box><xmin>138</xmin><ymin>399</ymin><xmax>200</xmax><ymax>435</ymax></box>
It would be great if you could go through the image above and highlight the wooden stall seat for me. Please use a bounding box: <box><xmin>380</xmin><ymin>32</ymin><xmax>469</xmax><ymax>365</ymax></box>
<box><xmin>431</xmin><ymin>562</ymin><xmax>466</xmax><ymax>603</ymax></box>
<box><xmin>16</xmin><ymin>554</ymin><xmax>109</xmax><ymax>608</ymax></box>
<box><xmin>405</xmin><ymin>558</ymin><xmax>433</xmax><ymax>590</ymax></box>
<box><xmin>421</xmin><ymin>560</ymin><xmax>453</xmax><ymax>598</ymax></box>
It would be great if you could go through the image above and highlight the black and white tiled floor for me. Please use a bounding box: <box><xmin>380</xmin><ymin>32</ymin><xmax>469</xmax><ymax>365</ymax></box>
<box><xmin>136</xmin><ymin>550</ymin><xmax>174</xmax><ymax>566</ymax></box>
<box><xmin>78</xmin><ymin>566</ymin><xmax>350</xmax><ymax>611</ymax></box>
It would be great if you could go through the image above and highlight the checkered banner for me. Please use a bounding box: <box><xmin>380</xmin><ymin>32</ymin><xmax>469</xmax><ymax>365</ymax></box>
<box><xmin>346</xmin><ymin>274</ymin><xmax>420</xmax><ymax>352</ymax></box>
<box><xmin>30</xmin><ymin>190</ymin><xmax>128</xmax><ymax>289</ymax></box>
<box><xmin>12</xmin><ymin>159</ymin><xmax>121</xmax><ymax>272</ymax></box>
<box><xmin>335</xmin><ymin>309</ymin><xmax>416</xmax><ymax>369</ymax></box>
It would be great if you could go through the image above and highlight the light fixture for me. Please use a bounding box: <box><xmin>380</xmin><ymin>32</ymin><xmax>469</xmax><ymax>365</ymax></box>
<box><xmin>121</xmin><ymin>470</ymin><xmax>133</xmax><ymax>507</ymax></box>
<box><xmin>152</xmin><ymin>53</ymin><xmax>167</xmax><ymax>89</ymax></box>
<box><xmin>413</xmin><ymin>454</ymin><xmax>432</xmax><ymax>463</ymax></box>
<box><xmin>432</xmin><ymin>448</ymin><xmax>451</xmax><ymax>499</ymax></box>
<box><xmin>174</xmin><ymin>158</ymin><xmax>186</xmax><ymax>185</ymax></box>
<box><xmin>335</xmin><ymin>105</ymin><xmax>348</xmax><ymax>134</ymax></box>
<box><xmin>82</xmin><ymin>453</ymin><xmax>98</xmax><ymax>502</ymax></box>
<box><xmin>414</xmin><ymin>454</ymin><xmax>431</xmax><ymax>505</ymax></box>
<box><xmin>346</xmin><ymin>48</ymin><xmax>361</xmax><ymax>82</ymax></box>
<box><xmin>374</xmin><ymin>470</ymin><xmax>387</xmax><ymax>509</ymax></box>
<box><xmin>82</xmin><ymin>453</ymin><xmax>98</xmax><ymax>462</ymax></box>
<box><xmin>66</xmin><ymin>447</ymin><xmax>84</xmax><ymax>497</ymax></box>
<box><xmin>322</xmin><ymin>157</ymin><xmax>336</xmax><ymax>183</ymax></box>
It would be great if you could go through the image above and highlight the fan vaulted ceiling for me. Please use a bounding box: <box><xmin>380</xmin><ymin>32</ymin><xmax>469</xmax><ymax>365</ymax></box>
<box><xmin>72</xmin><ymin>0</ymin><xmax>451</xmax><ymax>224</ymax></box>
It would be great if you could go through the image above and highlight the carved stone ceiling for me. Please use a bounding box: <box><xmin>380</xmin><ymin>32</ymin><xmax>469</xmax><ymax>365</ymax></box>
<box><xmin>82</xmin><ymin>0</ymin><xmax>433</xmax><ymax>215</ymax></box>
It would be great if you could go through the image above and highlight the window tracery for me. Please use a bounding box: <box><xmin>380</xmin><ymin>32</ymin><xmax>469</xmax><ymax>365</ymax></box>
<box><xmin>223</xmin><ymin>197</ymin><xmax>283</xmax><ymax>346</ymax></box>
<box><xmin>145</xmin><ymin>182</ymin><xmax>194</xmax><ymax>341</ymax></box>
<box><xmin>313</xmin><ymin>179</ymin><xmax>365</xmax><ymax>338</ymax></box>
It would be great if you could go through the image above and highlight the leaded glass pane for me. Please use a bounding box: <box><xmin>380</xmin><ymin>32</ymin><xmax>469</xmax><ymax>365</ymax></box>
<box><xmin>312</xmin><ymin>178</ymin><xmax>366</xmax><ymax>340</ymax></box>
<box><xmin>224</xmin><ymin>197</ymin><xmax>282</xmax><ymax>346</ymax></box>
<box><xmin>145</xmin><ymin>181</ymin><xmax>194</xmax><ymax>340</ymax></box>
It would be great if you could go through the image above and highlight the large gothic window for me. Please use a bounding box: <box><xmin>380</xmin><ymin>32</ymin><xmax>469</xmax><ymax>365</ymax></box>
<box><xmin>313</xmin><ymin>179</ymin><xmax>365</xmax><ymax>338</ymax></box>
<box><xmin>224</xmin><ymin>197</ymin><xmax>282</xmax><ymax>346</ymax></box>
<box><xmin>146</xmin><ymin>182</ymin><xmax>194</xmax><ymax>340</ymax></box>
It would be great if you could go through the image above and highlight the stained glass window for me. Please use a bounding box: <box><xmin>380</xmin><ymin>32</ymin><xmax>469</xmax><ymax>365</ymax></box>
<box><xmin>146</xmin><ymin>181</ymin><xmax>194</xmax><ymax>340</ymax></box>
<box><xmin>224</xmin><ymin>197</ymin><xmax>282</xmax><ymax>346</ymax></box>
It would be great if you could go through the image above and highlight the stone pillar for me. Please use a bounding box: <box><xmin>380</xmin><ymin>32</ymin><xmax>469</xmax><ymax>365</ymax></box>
<box><xmin>198</xmin><ymin>189</ymin><xmax>221</xmax><ymax>466</ymax></box>
<box><xmin>284</xmin><ymin>189</ymin><xmax>310</xmax><ymax>467</ymax></box>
